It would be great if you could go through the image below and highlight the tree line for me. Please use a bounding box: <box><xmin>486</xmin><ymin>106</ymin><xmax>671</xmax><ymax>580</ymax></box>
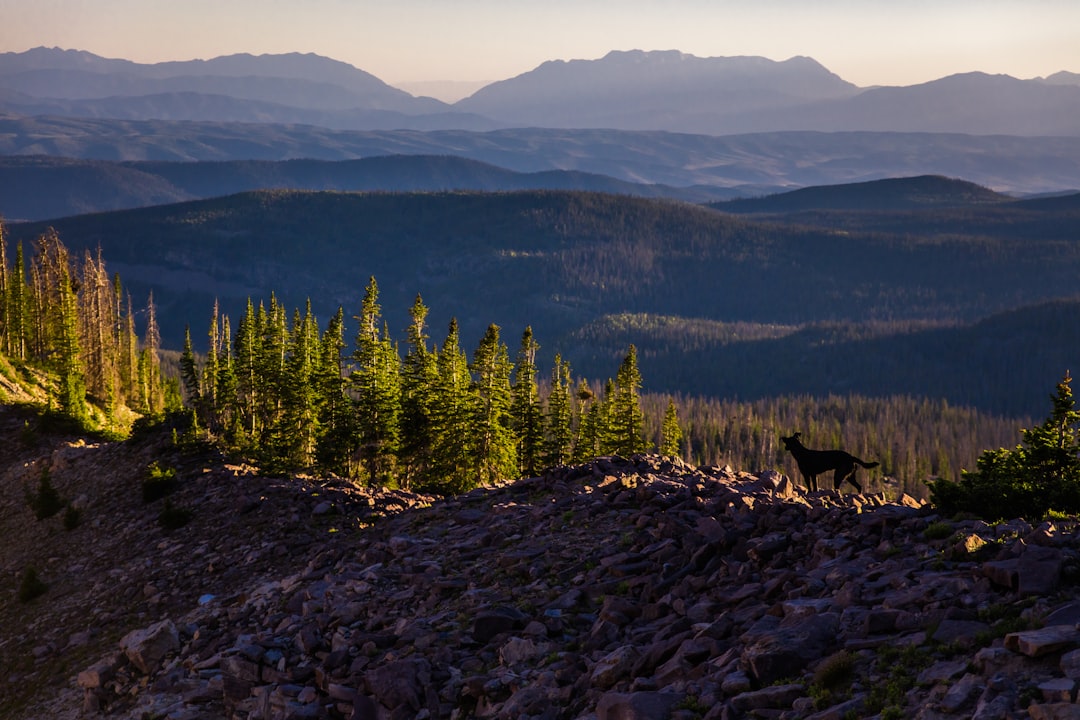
<box><xmin>0</xmin><ymin>224</ymin><xmax>168</xmax><ymax>425</ymax></box>
<box><xmin>178</xmin><ymin>276</ymin><xmax>669</xmax><ymax>493</ymax></box>
<box><xmin>0</xmin><ymin>222</ymin><xmax>1041</xmax><ymax>502</ymax></box>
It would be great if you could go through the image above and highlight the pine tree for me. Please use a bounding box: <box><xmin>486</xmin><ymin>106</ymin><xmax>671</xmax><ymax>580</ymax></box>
<box><xmin>543</xmin><ymin>354</ymin><xmax>574</xmax><ymax>467</ymax></box>
<box><xmin>233</xmin><ymin>298</ymin><xmax>261</xmax><ymax>444</ymax></box>
<box><xmin>930</xmin><ymin>371</ymin><xmax>1080</xmax><ymax>520</ymax></box>
<box><xmin>428</xmin><ymin>318</ymin><xmax>473</xmax><ymax>493</ymax></box>
<box><xmin>280</xmin><ymin>302</ymin><xmax>320</xmax><ymax>467</ymax></box>
<box><xmin>609</xmin><ymin>345</ymin><xmax>647</xmax><ymax>456</ymax></box>
<box><xmin>470</xmin><ymin>324</ymin><xmax>517</xmax><ymax>486</ymax></box>
<box><xmin>315</xmin><ymin>306</ymin><xmax>351</xmax><ymax>473</ymax></box>
<box><xmin>216</xmin><ymin>313</ymin><xmax>238</xmax><ymax>439</ymax></box>
<box><xmin>202</xmin><ymin>301</ymin><xmax>221</xmax><ymax>426</ymax></box>
<box><xmin>0</xmin><ymin>222</ymin><xmax>7</xmax><ymax>350</ymax></box>
<box><xmin>573</xmin><ymin>379</ymin><xmax>602</xmax><ymax>462</ymax></box>
<box><xmin>5</xmin><ymin>241</ymin><xmax>29</xmax><ymax>360</ymax></box>
<box><xmin>179</xmin><ymin>325</ymin><xmax>201</xmax><ymax>405</ymax></box>
<box><xmin>351</xmin><ymin>277</ymin><xmax>401</xmax><ymax>485</ymax></box>
<box><xmin>257</xmin><ymin>295</ymin><xmax>289</xmax><ymax>454</ymax></box>
<box><xmin>511</xmin><ymin>326</ymin><xmax>544</xmax><ymax>477</ymax></box>
<box><xmin>55</xmin><ymin>256</ymin><xmax>87</xmax><ymax>422</ymax></box>
<box><xmin>137</xmin><ymin>292</ymin><xmax>163</xmax><ymax>414</ymax></box>
<box><xmin>660</xmin><ymin>397</ymin><xmax>684</xmax><ymax>457</ymax></box>
<box><xmin>399</xmin><ymin>294</ymin><xmax>438</xmax><ymax>488</ymax></box>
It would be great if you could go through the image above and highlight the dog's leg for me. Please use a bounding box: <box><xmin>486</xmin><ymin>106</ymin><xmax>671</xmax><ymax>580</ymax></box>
<box><xmin>838</xmin><ymin>465</ymin><xmax>862</xmax><ymax>494</ymax></box>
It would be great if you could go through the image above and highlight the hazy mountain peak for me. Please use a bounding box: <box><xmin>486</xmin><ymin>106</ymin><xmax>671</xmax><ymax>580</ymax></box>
<box><xmin>455</xmin><ymin>49</ymin><xmax>860</xmax><ymax>131</ymax></box>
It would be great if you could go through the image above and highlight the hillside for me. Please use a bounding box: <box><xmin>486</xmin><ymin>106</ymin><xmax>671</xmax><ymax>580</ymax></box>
<box><xmin>4</xmin><ymin>117</ymin><xmax>1080</xmax><ymax>194</ymax></box>
<box><xmin>6</xmin><ymin>188</ymin><xmax>1080</xmax><ymax>417</ymax></box>
<box><xmin>0</xmin><ymin>155</ymin><xmax>742</xmax><ymax>222</ymax></box>
<box><xmin>5</xmin><ymin>413</ymin><xmax>1080</xmax><ymax>719</ymax></box>
<box><xmin>712</xmin><ymin>175</ymin><xmax>1010</xmax><ymax>214</ymax></box>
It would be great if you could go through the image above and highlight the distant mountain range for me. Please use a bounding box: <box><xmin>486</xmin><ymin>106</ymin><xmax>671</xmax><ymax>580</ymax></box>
<box><xmin>3</xmin><ymin>116</ymin><xmax>1080</xmax><ymax>196</ymax></box>
<box><xmin>2</xmin><ymin>47</ymin><xmax>1078</xmax><ymax>136</ymax></box>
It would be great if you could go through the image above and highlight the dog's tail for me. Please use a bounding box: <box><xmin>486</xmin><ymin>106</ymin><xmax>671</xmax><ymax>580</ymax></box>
<box><xmin>857</xmin><ymin>459</ymin><xmax>880</xmax><ymax>469</ymax></box>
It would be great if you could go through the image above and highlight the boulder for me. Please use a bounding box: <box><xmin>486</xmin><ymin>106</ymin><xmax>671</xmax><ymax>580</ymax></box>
<box><xmin>119</xmin><ymin>619</ymin><xmax>180</xmax><ymax>675</ymax></box>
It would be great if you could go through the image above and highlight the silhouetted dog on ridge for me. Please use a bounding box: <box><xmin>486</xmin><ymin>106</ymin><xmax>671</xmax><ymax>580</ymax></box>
<box><xmin>781</xmin><ymin>432</ymin><xmax>879</xmax><ymax>493</ymax></box>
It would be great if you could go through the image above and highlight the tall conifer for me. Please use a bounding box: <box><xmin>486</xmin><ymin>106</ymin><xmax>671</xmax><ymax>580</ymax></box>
<box><xmin>399</xmin><ymin>294</ymin><xmax>438</xmax><ymax>488</ymax></box>
<box><xmin>543</xmin><ymin>354</ymin><xmax>574</xmax><ymax>466</ymax></box>
<box><xmin>351</xmin><ymin>277</ymin><xmax>401</xmax><ymax>485</ymax></box>
<box><xmin>470</xmin><ymin>324</ymin><xmax>517</xmax><ymax>486</ymax></box>
<box><xmin>511</xmin><ymin>326</ymin><xmax>544</xmax><ymax>477</ymax></box>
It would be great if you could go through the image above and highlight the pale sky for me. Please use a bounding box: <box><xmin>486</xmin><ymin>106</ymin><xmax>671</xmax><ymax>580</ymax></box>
<box><xmin>2</xmin><ymin>0</ymin><xmax>1078</xmax><ymax>90</ymax></box>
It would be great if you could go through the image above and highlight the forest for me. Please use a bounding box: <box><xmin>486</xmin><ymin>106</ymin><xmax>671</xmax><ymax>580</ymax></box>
<box><xmin>6</xmin><ymin>187</ymin><xmax>1079</xmax><ymax>421</ymax></box>
<box><xmin>0</xmin><ymin>222</ymin><xmax>1036</xmax><ymax>500</ymax></box>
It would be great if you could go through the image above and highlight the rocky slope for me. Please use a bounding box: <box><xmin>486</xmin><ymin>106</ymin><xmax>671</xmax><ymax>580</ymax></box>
<box><xmin>4</xmin><ymin>408</ymin><xmax>1080</xmax><ymax>719</ymax></box>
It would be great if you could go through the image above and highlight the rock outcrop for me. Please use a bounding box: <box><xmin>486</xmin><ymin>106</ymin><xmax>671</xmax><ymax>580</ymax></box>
<box><xmin>4</xmin><ymin>416</ymin><xmax>1080</xmax><ymax>719</ymax></box>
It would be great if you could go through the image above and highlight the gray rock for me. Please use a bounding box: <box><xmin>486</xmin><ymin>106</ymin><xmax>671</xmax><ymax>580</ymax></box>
<box><xmin>596</xmin><ymin>690</ymin><xmax>686</xmax><ymax>720</ymax></box>
<box><xmin>120</xmin><ymin>619</ymin><xmax>180</xmax><ymax>675</ymax></box>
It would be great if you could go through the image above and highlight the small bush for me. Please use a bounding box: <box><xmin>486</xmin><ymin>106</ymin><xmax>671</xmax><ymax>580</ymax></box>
<box><xmin>63</xmin><ymin>503</ymin><xmax>82</xmax><ymax>531</ymax></box>
<box><xmin>158</xmin><ymin>500</ymin><xmax>193</xmax><ymax>530</ymax></box>
<box><xmin>18</xmin><ymin>567</ymin><xmax>47</xmax><ymax>603</ymax></box>
<box><xmin>814</xmin><ymin>650</ymin><xmax>855</xmax><ymax>690</ymax></box>
<box><xmin>922</xmin><ymin>521</ymin><xmax>955</xmax><ymax>541</ymax></box>
<box><xmin>26</xmin><ymin>468</ymin><xmax>65</xmax><ymax>520</ymax></box>
<box><xmin>142</xmin><ymin>462</ymin><xmax>178</xmax><ymax>503</ymax></box>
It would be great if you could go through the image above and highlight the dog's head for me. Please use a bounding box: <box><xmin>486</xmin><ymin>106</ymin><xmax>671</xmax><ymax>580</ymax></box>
<box><xmin>781</xmin><ymin>432</ymin><xmax>802</xmax><ymax>451</ymax></box>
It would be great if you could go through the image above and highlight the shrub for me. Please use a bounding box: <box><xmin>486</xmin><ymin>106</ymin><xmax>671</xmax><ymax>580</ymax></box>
<box><xmin>158</xmin><ymin>500</ymin><xmax>193</xmax><ymax>530</ymax></box>
<box><xmin>26</xmin><ymin>468</ymin><xmax>65</xmax><ymax>520</ymax></box>
<box><xmin>929</xmin><ymin>372</ymin><xmax>1080</xmax><ymax>521</ymax></box>
<box><xmin>17</xmin><ymin>567</ymin><xmax>47</xmax><ymax>603</ymax></box>
<box><xmin>922</xmin><ymin>521</ymin><xmax>955</xmax><ymax>541</ymax></box>
<box><xmin>63</xmin><ymin>503</ymin><xmax>82</xmax><ymax>531</ymax></box>
<box><xmin>142</xmin><ymin>462</ymin><xmax>178</xmax><ymax>503</ymax></box>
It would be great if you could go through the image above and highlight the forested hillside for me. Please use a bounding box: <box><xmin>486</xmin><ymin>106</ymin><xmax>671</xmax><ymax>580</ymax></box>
<box><xmin>0</xmin><ymin>155</ymin><xmax>740</xmax><ymax>222</ymax></box>
<box><xmin>6</xmin><ymin>188</ymin><xmax>1079</xmax><ymax>417</ymax></box>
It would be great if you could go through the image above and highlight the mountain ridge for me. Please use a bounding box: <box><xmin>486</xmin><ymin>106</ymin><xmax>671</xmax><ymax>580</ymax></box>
<box><xmin>3</xmin><ymin>47</ymin><xmax>1079</xmax><ymax>136</ymax></box>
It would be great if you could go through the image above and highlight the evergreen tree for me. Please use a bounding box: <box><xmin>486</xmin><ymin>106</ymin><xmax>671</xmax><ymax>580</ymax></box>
<box><xmin>280</xmin><ymin>302</ymin><xmax>320</xmax><ymax>467</ymax></box>
<box><xmin>233</xmin><ymin>298</ymin><xmax>261</xmax><ymax>444</ymax></box>
<box><xmin>350</xmin><ymin>277</ymin><xmax>401</xmax><ymax>485</ymax></box>
<box><xmin>137</xmin><ymin>293</ymin><xmax>163</xmax><ymax>414</ymax></box>
<box><xmin>5</xmin><ymin>241</ymin><xmax>28</xmax><ymax>360</ymax></box>
<box><xmin>609</xmin><ymin>345</ymin><xmax>647</xmax><ymax>455</ymax></box>
<box><xmin>56</xmin><ymin>256</ymin><xmax>87</xmax><ymax>422</ymax></box>
<box><xmin>315</xmin><ymin>306</ymin><xmax>352</xmax><ymax>473</ymax></box>
<box><xmin>216</xmin><ymin>313</ymin><xmax>238</xmax><ymax>439</ymax></box>
<box><xmin>574</xmin><ymin>379</ymin><xmax>603</xmax><ymax>462</ymax></box>
<box><xmin>202</xmin><ymin>301</ymin><xmax>221</xmax><ymax>426</ymax></box>
<box><xmin>542</xmin><ymin>354</ymin><xmax>574</xmax><ymax>467</ymax></box>
<box><xmin>930</xmin><ymin>372</ymin><xmax>1080</xmax><ymax>520</ymax></box>
<box><xmin>470</xmin><ymin>324</ymin><xmax>517</xmax><ymax>486</ymax></box>
<box><xmin>179</xmin><ymin>325</ymin><xmax>201</xmax><ymax>405</ymax></box>
<box><xmin>511</xmin><ymin>326</ymin><xmax>544</xmax><ymax>477</ymax></box>
<box><xmin>399</xmin><ymin>294</ymin><xmax>438</xmax><ymax>488</ymax></box>
<box><xmin>0</xmin><ymin>223</ymin><xmax>7</xmax><ymax>350</ymax></box>
<box><xmin>428</xmin><ymin>318</ymin><xmax>473</xmax><ymax>493</ymax></box>
<box><xmin>257</xmin><ymin>296</ymin><xmax>289</xmax><ymax>453</ymax></box>
<box><xmin>660</xmin><ymin>397</ymin><xmax>684</xmax><ymax>457</ymax></box>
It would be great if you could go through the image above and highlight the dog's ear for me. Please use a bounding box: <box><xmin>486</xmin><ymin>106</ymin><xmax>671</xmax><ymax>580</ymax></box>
<box><xmin>793</xmin><ymin>431</ymin><xmax>802</xmax><ymax>439</ymax></box>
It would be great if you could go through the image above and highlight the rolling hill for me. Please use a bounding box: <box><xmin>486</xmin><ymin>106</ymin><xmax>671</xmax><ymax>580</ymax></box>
<box><xmin>6</xmin><ymin>188</ymin><xmax>1080</xmax><ymax>416</ymax></box>
<box><xmin>3</xmin><ymin>116</ymin><xmax>1080</xmax><ymax>195</ymax></box>
<box><xmin>711</xmin><ymin>175</ymin><xmax>1011</xmax><ymax>213</ymax></box>
<box><xmin>0</xmin><ymin>154</ymin><xmax>746</xmax><ymax>222</ymax></box>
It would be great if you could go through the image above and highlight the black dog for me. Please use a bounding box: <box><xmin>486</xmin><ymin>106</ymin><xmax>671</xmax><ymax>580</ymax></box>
<box><xmin>781</xmin><ymin>432</ymin><xmax>879</xmax><ymax>493</ymax></box>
